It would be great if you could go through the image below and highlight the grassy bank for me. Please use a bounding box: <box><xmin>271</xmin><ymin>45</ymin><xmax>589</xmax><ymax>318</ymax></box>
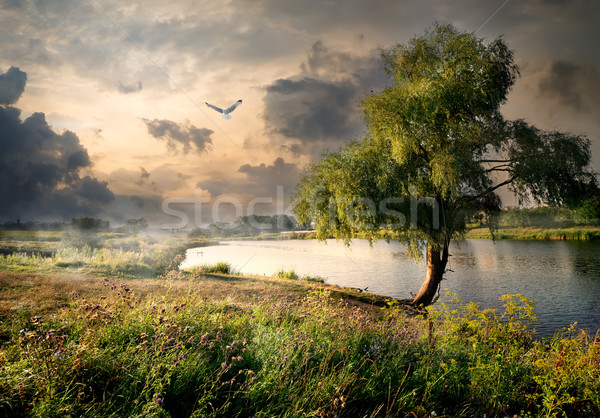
<box><xmin>277</xmin><ymin>226</ymin><xmax>600</xmax><ymax>242</ymax></box>
<box><xmin>465</xmin><ymin>226</ymin><xmax>600</xmax><ymax>240</ymax></box>
<box><xmin>0</xmin><ymin>231</ymin><xmax>599</xmax><ymax>416</ymax></box>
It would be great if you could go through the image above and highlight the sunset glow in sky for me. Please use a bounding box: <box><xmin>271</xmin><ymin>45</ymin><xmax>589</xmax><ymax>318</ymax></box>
<box><xmin>1</xmin><ymin>0</ymin><xmax>599</xmax><ymax>227</ymax></box>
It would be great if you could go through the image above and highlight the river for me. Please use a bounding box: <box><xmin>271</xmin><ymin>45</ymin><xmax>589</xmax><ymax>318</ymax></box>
<box><xmin>180</xmin><ymin>238</ymin><xmax>600</xmax><ymax>338</ymax></box>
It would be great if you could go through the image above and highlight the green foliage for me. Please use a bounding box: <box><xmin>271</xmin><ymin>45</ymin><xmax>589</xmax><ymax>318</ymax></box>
<box><xmin>574</xmin><ymin>196</ymin><xmax>600</xmax><ymax>225</ymax></box>
<box><xmin>188</xmin><ymin>261</ymin><xmax>236</xmax><ymax>275</ymax></box>
<box><xmin>1</xmin><ymin>283</ymin><xmax>599</xmax><ymax>417</ymax></box>
<box><xmin>501</xmin><ymin>206</ymin><xmax>574</xmax><ymax>228</ymax></box>
<box><xmin>273</xmin><ymin>269</ymin><xmax>299</xmax><ymax>280</ymax></box>
<box><xmin>273</xmin><ymin>269</ymin><xmax>325</xmax><ymax>283</ymax></box>
<box><xmin>303</xmin><ymin>275</ymin><xmax>325</xmax><ymax>283</ymax></box>
<box><xmin>0</xmin><ymin>234</ymin><xmax>198</xmax><ymax>278</ymax></box>
<box><xmin>125</xmin><ymin>218</ymin><xmax>148</xmax><ymax>236</ymax></box>
<box><xmin>0</xmin><ymin>230</ymin><xmax>62</xmax><ymax>242</ymax></box>
<box><xmin>0</xmin><ymin>251</ymin><xmax>56</xmax><ymax>272</ymax></box>
<box><xmin>70</xmin><ymin>217</ymin><xmax>109</xmax><ymax>231</ymax></box>
<box><xmin>293</xmin><ymin>23</ymin><xmax>596</xmax><ymax>262</ymax></box>
<box><xmin>60</xmin><ymin>230</ymin><xmax>105</xmax><ymax>250</ymax></box>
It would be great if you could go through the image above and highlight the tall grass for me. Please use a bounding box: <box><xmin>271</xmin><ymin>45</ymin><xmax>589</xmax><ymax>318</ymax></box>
<box><xmin>187</xmin><ymin>261</ymin><xmax>236</xmax><ymax>275</ymax></box>
<box><xmin>1</xmin><ymin>284</ymin><xmax>598</xmax><ymax>417</ymax></box>
<box><xmin>274</xmin><ymin>269</ymin><xmax>299</xmax><ymax>280</ymax></box>
<box><xmin>274</xmin><ymin>269</ymin><xmax>325</xmax><ymax>283</ymax></box>
<box><xmin>0</xmin><ymin>236</ymin><xmax>193</xmax><ymax>278</ymax></box>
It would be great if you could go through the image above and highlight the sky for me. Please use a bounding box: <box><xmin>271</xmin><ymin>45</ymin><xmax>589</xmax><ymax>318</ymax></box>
<box><xmin>1</xmin><ymin>0</ymin><xmax>599</xmax><ymax>228</ymax></box>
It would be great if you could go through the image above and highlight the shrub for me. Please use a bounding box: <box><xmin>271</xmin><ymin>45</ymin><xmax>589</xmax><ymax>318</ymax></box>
<box><xmin>273</xmin><ymin>269</ymin><xmax>299</xmax><ymax>280</ymax></box>
<box><xmin>188</xmin><ymin>261</ymin><xmax>235</xmax><ymax>275</ymax></box>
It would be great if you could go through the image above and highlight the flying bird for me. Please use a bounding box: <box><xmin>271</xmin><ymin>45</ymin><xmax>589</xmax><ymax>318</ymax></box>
<box><xmin>205</xmin><ymin>99</ymin><xmax>242</xmax><ymax>119</ymax></box>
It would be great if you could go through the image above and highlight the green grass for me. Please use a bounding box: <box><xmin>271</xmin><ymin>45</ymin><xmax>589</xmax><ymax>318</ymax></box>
<box><xmin>0</xmin><ymin>230</ymin><xmax>63</xmax><ymax>241</ymax></box>
<box><xmin>187</xmin><ymin>261</ymin><xmax>237</xmax><ymax>275</ymax></box>
<box><xmin>274</xmin><ymin>269</ymin><xmax>300</xmax><ymax>280</ymax></box>
<box><xmin>0</xmin><ymin>231</ymin><xmax>210</xmax><ymax>278</ymax></box>
<box><xmin>1</xmin><ymin>281</ymin><xmax>599</xmax><ymax>417</ymax></box>
<box><xmin>465</xmin><ymin>226</ymin><xmax>600</xmax><ymax>240</ymax></box>
<box><xmin>274</xmin><ymin>269</ymin><xmax>326</xmax><ymax>283</ymax></box>
<box><xmin>1</xmin><ymin>231</ymin><xmax>600</xmax><ymax>416</ymax></box>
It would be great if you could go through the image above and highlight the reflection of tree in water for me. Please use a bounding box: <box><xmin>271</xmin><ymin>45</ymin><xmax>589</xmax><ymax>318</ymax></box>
<box><xmin>572</xmin><ymin>242</ymin><xmax>600</xmax><ymax>335</ymax></box>
<box><xmin>579</xmin><ymin>281</ymin><xmax>600</xmax><ymax>336</ymax></box>
<box><xmin>570</xmin><ymin>242</ymin><xmax>600</xmax><ymax>277</ymax></box>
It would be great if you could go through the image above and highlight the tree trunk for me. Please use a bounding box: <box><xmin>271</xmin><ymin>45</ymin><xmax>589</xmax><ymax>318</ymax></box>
<box><xmin>411</xmin><ymin>241</ymin><xmax>449</xmax><ymax>307</ymax></box>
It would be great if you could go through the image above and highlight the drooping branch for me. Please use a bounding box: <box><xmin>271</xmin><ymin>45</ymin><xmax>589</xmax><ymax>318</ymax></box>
<box><xmin>477</xmin><ymin>159</ymin><xmax>513</xmax><ymax>163</ymax></box>
<box><xmin>484</xmin><ymin>164</ymin><xmax>512</xmax><ymax>173</ymax></box>
<box><xmin>464</xmin><ymin>175</ymin><xmax>517</xmax><ymax>203</ymax></box>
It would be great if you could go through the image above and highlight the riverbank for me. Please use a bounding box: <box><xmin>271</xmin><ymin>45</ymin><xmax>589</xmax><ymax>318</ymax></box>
<box><xmin>240</xmin><ymin>226</ymin><xmax>600</xmax><ymax>241</ymax></box>
<box><xmin>1</xmin><ymin>232</ymin><xmax>599</xmax><ymax>416</ymax></box>
<box><xmin>464</xmin><ymin>225</ymin><xmax>600</xmax><ymax>240</ymax></box>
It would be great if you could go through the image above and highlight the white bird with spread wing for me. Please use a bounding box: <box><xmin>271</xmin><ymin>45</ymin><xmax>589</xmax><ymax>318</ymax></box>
<box><xmin>205</xmin><ymin>99</ymin><xmax>242</xmax><ymax>119</ymax></box>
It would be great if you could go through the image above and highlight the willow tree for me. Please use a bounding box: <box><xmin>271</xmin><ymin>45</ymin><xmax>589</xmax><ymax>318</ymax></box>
<box><xmin>293</xmin><ymin>24</ymin><xmax>596</xmax><ymax>307</ymax></box>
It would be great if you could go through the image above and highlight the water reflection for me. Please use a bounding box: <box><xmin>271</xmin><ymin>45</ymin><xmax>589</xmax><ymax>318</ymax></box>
<box><xmin>181</xmin><ymin>239</ymin><xmax>600</xmax><ymax>338</ymax></box>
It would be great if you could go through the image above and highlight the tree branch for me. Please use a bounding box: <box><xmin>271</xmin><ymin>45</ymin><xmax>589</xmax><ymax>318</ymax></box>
<box><xmin>477</xmin><ymin>159</ymin><xmax>513</xmax><ymax>163</ymax></box>
<box><xmin>418</xmin><ymin>143</ymin><xmax>431</xmax><ymax>163</ymax></box>
<box><xmin>464</xmin><ymin>175</ymin><xmax>517</xmax><ymax>202</ymax></box>
<box><xmin>484</xmin><ymin>165</ymin><xmax>513</xmax><ymax>173</ymax></box>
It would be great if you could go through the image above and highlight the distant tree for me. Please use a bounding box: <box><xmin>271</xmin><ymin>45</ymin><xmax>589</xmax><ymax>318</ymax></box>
<box><xmin>188</xmin><ymin>227</ymin><xmax>210</xmax><ymax>238</ymax></box>
<box><xmin>293</xmin><ymin>24</ymin><xmax>597</xmax><ymax>307</ymax></box>
<box><xmin>71</xmin><ymin>217</ymin><xmax>108</xmax><ymax>231</ymax></box>
<box><xmin>574</xmin><ymin>196</ymin><xmax>600</xmax><ymax>225</ymax></box>
<box><xmin>126</xmin><ymin>218</ymin><xmax>148</xmax><ymax>236</ymax></box>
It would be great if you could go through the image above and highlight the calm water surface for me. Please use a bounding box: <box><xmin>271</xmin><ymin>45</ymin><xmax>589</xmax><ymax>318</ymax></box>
<box><xmin>181</xmin><ymin>239</ymin><xmax>600</xmax><ymax>338</ymax></box>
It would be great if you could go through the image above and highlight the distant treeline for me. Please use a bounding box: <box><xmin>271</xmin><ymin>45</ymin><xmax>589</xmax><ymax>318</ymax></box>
<box><xmin>0</xmin><ymin>219</ymin><xmax>68</xmax><ymax>231</ymax></box>
<box><xmin>483</xmin><ymin>198</ymin><xmax>600</xmax><ymax>228</ymax></box>
<box><xmin>189</xmin><ymin>214</ymin><xmax>302</xmax><ymax>238</ymax></box>
<box><xmin>1</xmin><ymin>217</ymin><xmax>111</xmax><ymax>231</ymax></box>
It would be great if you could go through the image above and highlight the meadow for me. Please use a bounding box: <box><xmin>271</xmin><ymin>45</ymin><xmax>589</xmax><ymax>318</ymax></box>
<box><xmin>0</xmin><ymin>230</ymin><xmax>599</xmax><ymax>417</ymax></box>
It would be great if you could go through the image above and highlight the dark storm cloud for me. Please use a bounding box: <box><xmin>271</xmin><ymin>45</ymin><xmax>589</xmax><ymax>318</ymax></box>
<box><xmin>238</xmin><ymin>157</ymin><xmax>301</xmax><ymax>193</ymax></box>
<box><xmin>265</xmin><ymin>77</ymin><xmax>359</xmax><ymax>141</ymax></box>
<box><xmin>0</xmin><ymin>67</ymin><xmax>27</xmax><ymax>105</ymax></box>
<box><xmin>196</xmin><ymin>179</ymin><xmax>229</xmax><ymax>198</ymax></box>
<box><xmin>142</xmin><ymin>118</ymin><xmax>213</xmax><ymax>154</ymax></box>
<box><xmin>538</xmin><ymin>60</ymin><xmax>600</xmax><ymax>112</ymax></box>
<box><xmin>75</xmin><ymin>176</ymin><xmax>116</xmax><ymax>203</ymax></box>
<box><xmin>118</xmin><ymin>80</ymin><xmax>143</xmax><ymax>94</ymax></box>
<box><xmin>0</xmin><ymin>105</ymin><xmax>115</xmax><ymax>221</ymax></box>
<box><xmin>197</xmin><ymin>158</ymin><xmax>301</xmax><ymax>200</ymax></box>
<box><xmin>130</xmin><ymin>195</ymin><xmax>146</xmax><ymax>209</ymax></box>
<box><xmin>263</xmin><ymin>41</ymin><xmax>387</xmax><ymax>158</ymax></box>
